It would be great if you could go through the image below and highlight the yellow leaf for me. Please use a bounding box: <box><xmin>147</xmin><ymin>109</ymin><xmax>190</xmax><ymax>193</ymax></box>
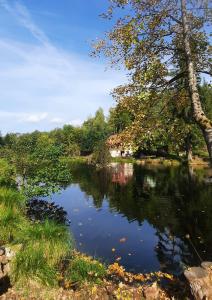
<box><xmin>119</xmin><ymin>237</ymin><xmax>127</xmax><ymax>243</ymax></box>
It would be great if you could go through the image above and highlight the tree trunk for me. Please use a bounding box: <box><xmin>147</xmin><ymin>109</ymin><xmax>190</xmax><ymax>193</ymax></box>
<box><xmin>185</xmin><ymin>133</ymin><xmax>193</xmax><ymax>163</ymax></box>
<box><xmin>181</xmin><ymin>0</ymin><xmax>212</xmax><ymax>163</ymax></box>
<box><xmin>203</xmin><ymin>127</ymin><xmax>212</xmax><ymax>162</ymax></box>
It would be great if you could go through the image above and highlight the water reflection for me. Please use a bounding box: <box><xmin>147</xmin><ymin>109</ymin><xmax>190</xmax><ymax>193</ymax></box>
<box><xmin>50</xmin><ymin>163</ymin><xmax>212</xmax><ymax>275</ymax></box>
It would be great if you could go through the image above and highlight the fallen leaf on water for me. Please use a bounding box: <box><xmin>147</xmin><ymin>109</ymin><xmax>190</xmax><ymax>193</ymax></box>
<box><xmin>119</xmin><ymin>237</ymin><xmax>127</xmax><ymax>243</ymax></box>
<box><xmin>112</xmin><ymin>248</ymin><xmax>116</xmax><ymax>252</ymax></box>
<box><xmin>78</xmin><ymin>222</ymin><xmax>83</xmax><ymax>226</ymax></box>
<box><xmin>116</xmin><ymin>257</ymin><xmax>122</xmax><ymax>261</ymax></box>
<box><xmin>163</xmin><ymin>273</ymin><xmax>174</xmax><ymax>280</ymax></box>
<box><xmin>128</xmin><ymin>253</ymin><xmax>132</xmax><ymax>256</ymax></box>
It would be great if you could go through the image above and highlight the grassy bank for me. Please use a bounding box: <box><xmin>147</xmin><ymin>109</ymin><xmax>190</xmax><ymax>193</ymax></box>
<box><xmin>0</xmin><ymin>187</ymin><xmax>107</xmax><ymax>291</ymax></box>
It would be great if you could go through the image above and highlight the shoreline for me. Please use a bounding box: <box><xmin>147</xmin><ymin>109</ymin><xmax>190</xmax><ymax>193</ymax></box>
<box><xmin>0</xmin><ymin>186</ymin><xmax>191</xmax><ymax>299</ymax></box>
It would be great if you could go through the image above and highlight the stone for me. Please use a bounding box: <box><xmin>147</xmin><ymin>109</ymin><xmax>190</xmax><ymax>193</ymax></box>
<box><xmin>0</xmin><ymin>247</ymin><xmax>5</xmax><ymax>256</ymax></box>
<box><xmin>184</xmin><ymin>262</ymin><xmax>212</xmax><ymax>300</ymax></box>
<box><xmin>143</xmin><ymin>282</ymin><xmax>160</xmax><ymax>299</ymax></box>
<box><xmin>0</xmin><ymin>255</ymin><xmax>9</xmax><ymax>265</ymax></box>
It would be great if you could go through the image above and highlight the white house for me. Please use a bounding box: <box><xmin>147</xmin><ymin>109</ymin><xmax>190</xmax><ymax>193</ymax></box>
<box><xmin>106</xmin><ymin>134</ymin><xmax>133</xmax><ymax>158</ymax></box>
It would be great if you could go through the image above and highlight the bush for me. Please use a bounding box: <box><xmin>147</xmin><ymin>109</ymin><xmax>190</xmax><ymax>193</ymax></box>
<box><xmin>91</xmin><ymin>142</ymin><xmax>111</xmax><ymax>167</ymax></box>
<box><xmin>0</xmin><ymin>159</ymin><xmax>16</xmax><ymax>186</ymax></box>
<box><xmin>65</xmin><ymin>143</ymin><xmax>81</xmax><ymax>157</ymax></box>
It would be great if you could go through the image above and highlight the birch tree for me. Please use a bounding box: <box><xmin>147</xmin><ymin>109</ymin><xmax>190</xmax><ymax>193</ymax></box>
<box><xmin>94</xmin><ymin>0</ymin><xmax>212</xmax><ymax>161</ymax></box>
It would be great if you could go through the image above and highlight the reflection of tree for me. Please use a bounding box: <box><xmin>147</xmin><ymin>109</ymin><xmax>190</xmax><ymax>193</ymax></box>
<box><xmin>69</xmin><ymin>162</ymin><xmax>212</xmax><ymax>273</ymax></box>
<box><xmin>155</xmin><ymin>229</ymin><xmax>190</xmax><ymax>275</ymax></box>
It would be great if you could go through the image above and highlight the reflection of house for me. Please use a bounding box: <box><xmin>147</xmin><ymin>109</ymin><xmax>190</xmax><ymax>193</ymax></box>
<box><xmin>107</xmin><ymin>134</ymin><xmax>133</xmax><ymax>158</ymax></box>
<box><xmin>110</xmin><ymin>163</ymin><xmax>133</xmax><ymax>185</ymax></box>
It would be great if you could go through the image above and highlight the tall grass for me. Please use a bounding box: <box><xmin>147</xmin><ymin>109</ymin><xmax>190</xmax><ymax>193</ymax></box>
<box><xmin>12</xmin><ymin>244</ymin><xmax>57</xmax><ymax>286</ymax></box>
<box><xmin>0</xmin><ymin>187</ymin><xmax>106</xmax><ymax>288</ymax></box>
<box><xmin>20</xmin><ymin>220</ymin><xmax>73</xmax><ymax>266</ymax></box>
<box><xmin>0</xmin><ymin>187</ymin><xmax>73</xmax><ymax>286</ymax></box>
<box><xmin>66</xmin><ymin>253</ymin><xmax>107</xmax><ymax>284</ymax></box>
<box><xmin>0</xmin><ymin>189</ymin><xmax>27</xmax><ymax>243</ymax></box>
<box><xmin>0</xmin><ymin>187</ymin><xmax>25</xmax><ymax>209</ymax></box>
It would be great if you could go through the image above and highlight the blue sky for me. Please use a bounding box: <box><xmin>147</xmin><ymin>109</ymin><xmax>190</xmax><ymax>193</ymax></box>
<box><xmin>0</xmin><ymin>0</ymin><xmax>125</xmax><ymax>134</ymax></box>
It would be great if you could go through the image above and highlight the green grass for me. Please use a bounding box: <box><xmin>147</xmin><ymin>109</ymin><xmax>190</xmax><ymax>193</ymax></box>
<box><xmin>19</xmin><ymin>220</ymin><xmax>73</xmax><ymax>266</ymax></box>
<box><xmin>0</xmin><ymin>159</ymin><xmax>16</xmax><ymax>187</ymax></box>
<box><xmin>11</xmin><ymin>244</ymin><xmax>57</xmax><ymax>286</ymax></box>
<box><xmin>66</xmin><ymin>254</ymin><xmax>107</xmax><ymax>284</ymax></box>
<box><xmin>0</xmin><ymin>187</ymin><xmax>73</xmax><ymax>287</ymax></box>
<box><xmin>10</xmin><ymin>219</ymin><xmax>73</xmax><ymax>286</ymax></box>
<box><xmin>112</xmin><ymin>157</ymin><xmax>136</xmax><ymax>163</ymax></box>
<box><xmin>60</xmin><ymin>156</ymin><xmax>88</xmax><ymax>165</ymax></box>
<box><xmin>0</xmin><ymin>186</ymin><xmax>106</xmax><ymax>289</ymax></box>
<box><xmin>0</xmin><ymin>187</ymin><xmax>25</xmax><ymax>209</ymax></box>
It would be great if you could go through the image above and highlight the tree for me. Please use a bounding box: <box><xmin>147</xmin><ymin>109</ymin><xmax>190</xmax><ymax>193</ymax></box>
<box><xmin>93</xmin><ymin>0</ymin><xmax>212</xmax><ymax>161</ymax></box>
<box><xmin>108</xmin><ymin>106</ymin><xmax>133</xmax><ymax>134</ymax></box>
<box><xmin>81</xmin><ymin>108</ymin><xmax>110</xmax><ymax>152</ymax></box>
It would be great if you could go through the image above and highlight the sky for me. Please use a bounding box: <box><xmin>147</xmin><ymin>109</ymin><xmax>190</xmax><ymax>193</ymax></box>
<box><xmin>0</xmin><ymin>0</ymin><xmax>125</xmax><ymax>134</ymax></box>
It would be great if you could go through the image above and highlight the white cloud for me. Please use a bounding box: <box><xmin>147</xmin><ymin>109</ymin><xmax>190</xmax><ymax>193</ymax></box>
<box><xmin>50</xmin><ymin>117</ymin><xmax>64</xmax><ymax>124</ymax></box>
<box><xmin>0</xmin><ymin>0</ymin><xmax>51</xmax><ymax>47</ymax></box>
<box><xmin>0</xmin><ymin>0</ymin><xmax>126</xmax><ymax>134</ymax></box>
<box><xmin>23</xmin><ymin>113</ymin><xmax>48</xmax><ymax>123</ymax></box>
<box><xmin>69</xmin><ymin>119</ymin><xmax>83</xmax><ymax>126</ymax></box>
<box><xmin>0</xmin><ymin>111</ymin><xmax>48</xmax><ymax>123</ymax></box>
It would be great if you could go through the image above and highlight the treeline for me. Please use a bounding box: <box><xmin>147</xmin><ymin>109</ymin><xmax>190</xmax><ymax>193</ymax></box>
<box><xmin>0</xmin><ymin>82</ymin><xmax>211</xmax><ymax>162</ymax></box>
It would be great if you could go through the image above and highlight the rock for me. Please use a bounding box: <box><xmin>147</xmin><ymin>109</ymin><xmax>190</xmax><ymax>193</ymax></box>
<box><xmin>0</xmin><ymin>255</ymin><xmax>8</xmax><ymax>265</ymax></box>
<box><xmin>184</xmin><ymin>262</ymin><xmax>212</xmax><ymax>300</ymax></box>
<box><xmin>0</xmin><ymin>247</ymin><xmax>5</xmax><ymax>256</ymax></box>
<box><xmin>4</xmin><ymin>248</ymin><xmax>14</xmax><ymax>261</ymax></box>
<box><xmin>143</xmin><ymin>282</ymin><xmax>161</xmax><ymax>299</ymax></box>
<box><xmin>0</xmin><ymin>248</ymin><xmax>12</xmax><ymax>280</ymax></box>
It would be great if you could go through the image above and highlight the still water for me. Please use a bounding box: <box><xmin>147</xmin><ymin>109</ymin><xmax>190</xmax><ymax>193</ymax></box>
<box><xmin>50</xmin><ymin>163</ymin><xmax>212</xmax><ymax>275</ymax></box>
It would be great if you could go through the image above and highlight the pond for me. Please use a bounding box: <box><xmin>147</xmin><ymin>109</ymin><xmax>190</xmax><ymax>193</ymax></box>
<box><xmin>48</xmin><ymin>162</ymin><xmax>212</xmax><ymax>276</ymax></box>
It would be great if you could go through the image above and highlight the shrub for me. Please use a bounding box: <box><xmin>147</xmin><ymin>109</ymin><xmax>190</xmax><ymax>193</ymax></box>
<box><xmin>0</xmin><ymin>159</ymin><xmax>16</xmax><ymax>186</ymax></box>
<box><xmin>91</xmin><ymin>142</ymin><xmax>111</xmax><ymax>167</ymax></box>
